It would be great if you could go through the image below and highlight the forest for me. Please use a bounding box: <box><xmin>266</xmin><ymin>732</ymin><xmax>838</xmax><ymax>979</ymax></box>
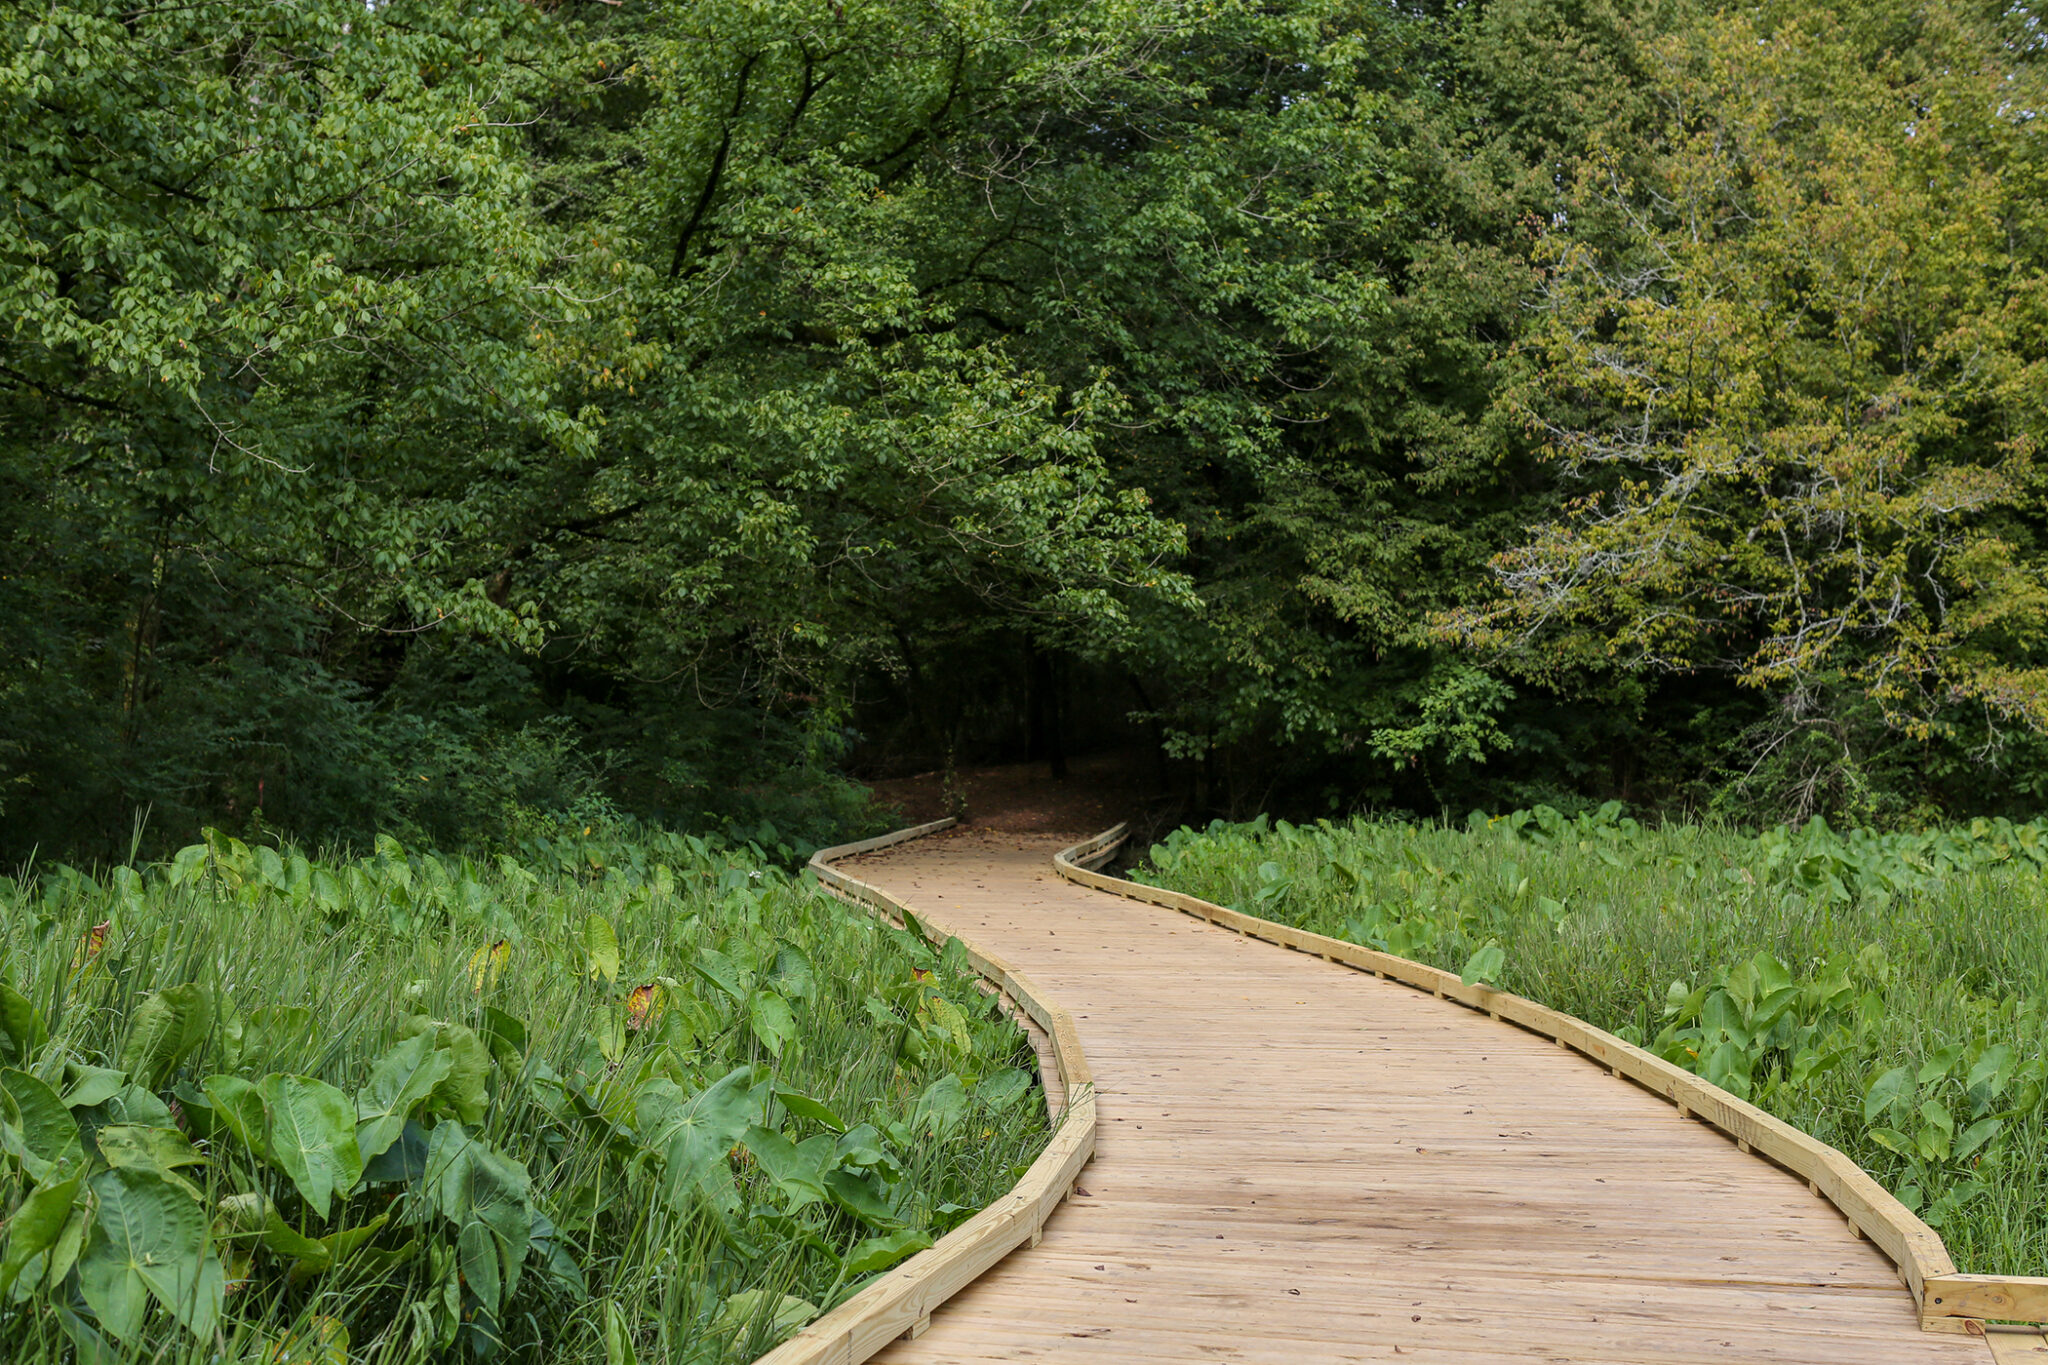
<box><xmin>8</xmin><ymin>0</ymin><xmax>2048</xmax><ymax>862</ymax></box>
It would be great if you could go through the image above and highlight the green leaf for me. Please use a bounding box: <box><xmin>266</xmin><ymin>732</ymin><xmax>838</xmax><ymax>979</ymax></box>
<box><xmin>1459</xmin><ymin>942</ymin><xmax>1505</xmax><ymax>987</ymax></box>
<box><xmin>61</xmin><ymin>1064</ymin><xmax>127</xmax><ymax>1111</ymax></box>
<box><xmin>422</xmin><ymin>1123</ymin><xmax>532</xmax><ymax>1308</ymax></box>
<box><xmin>692</xmin><ymin>947</ymin><xmax>745</xmax><ymax>1003</ymax></box>
<box><xmin>1918</xmin><ymin>1099</ymin><xmax>1954</xmax><ymax>1138</ymax></box>
<box><xmin>1864</xmin><ymin>1066</ymin><xmax>1911</xmax><ymax>1124</ymax></box>
<box><xmin>584</xmin><ymin>914</ymin><xmax>620</xmax><ymax>983</ymax></box>
<box><xmin>0</xmin><ymin>983</ymin><xmax>48</xmax><ymax>1066</ymax></box>
<box><xmin>913</xmin><ymin>1074</ymin><xmax>968</xmax><ymax>1134</ymax></box>
<box><xmin>355</xmin><ymin>1034</ymin><xmax>455</xmax><ymax>1162</ymax></box>
<box><xmin>118</xmin><ymin>983</ymin><xmax>215</xmax><ymax>1088</ymax></box>
<box><xmin>1953</xmin><ymin>1116</ymin><xmax>2003</xmax><ymax>1162</ymax></box>
<box><xmin>78</xmin><ymin>1168</ymin><xmax>223</xmax><ymax>1341</ymax></box>
<box><xmin>751</xmin><ymin>991</ymin><xmax>797</xmax><ymax>1058</ymax></box>
<box><xmin>635</xmin><ymin>1067</ymin><xmax>759</xmax><ymax>1215</ymax></box>
<box><xmin>0</xmin><ymin>1169</ymin><xmax>82</xmax><ymax>1299</ymax></box>
<box><xmin>711</xmin><ymin>1289</ymin><xmax>817</xmax><ymax>1342</ymax></box>
<box><xmin>741</xmin><ymin>1125</ymin><xmax>830</xmax><ymax>1209</ymax></box>
<box><xmin>841</xmin><ymin>1228</ymin><xmax>932</xmax><ymax>1278</ymax></box>
<box><xmin>258</xmin><ymin>1074</ymin><xmax>363</xmax><ymax>1219</ymax></box>
<box><xmin>602</xmin><ymin>1299</ymin><xmax>638</xmax><ymax>1365</ymax></box>
<box><xmin>96</xmin><ymin>1126</ymin><xmax>207</xmax><ymax>1201</ymax></box>
<box><xmin>479</xmin><ymin>1007</ymin><xmax>527</xmax><ymax>1072</ymax></box>
<box><xmin>1</xmin><ymin>1067</ymin><xmax>83</xmax><ymax>1181</ymax></box>
<box><xmin>458</xmin><ymin>1220</ymin><xmax>502</xmax><ymax>1315</ymax></box>
<box><xmin>823</xmin><ymin>1168</ymin><xmax>901</xmax><ymax>1229</ymax></box>
<box><xmin>259</xmin><ymin>1210</ymin><xmax>331</xmax><ymax>1269</ymax></box>
<box><xmin>425</xmin><ymin>1026</ymin><xmax>491</xmax><ymax>1126</ymax></box>
<box><xmin>203</xmin><ymin>1075</ymin><xmax>269</xmax><ymax>1159</ymax></box>
<box><xmin>769</xmin><ymin>943</ymin><xmax>817</xmax><ymax>1000</ymax></box>
<box><xmin>773</xmin><ymin>1087</ymin><xmax>846</xmax><ymax>1132</ymax></box>
<box><xmin>317</xmin><ymin>1212</ymin><xmax>390</xmax><ymax>1267</ymax></box>
<box><xmin>1966</xmin><ymin>1045</ymin><xmax>2014</xmax><ymax>1096</ymax></box>
<box><xmin>1916</xmin><ymin>1045</ymin><xmax>1963</xmax><ymax>1088</ymax></box>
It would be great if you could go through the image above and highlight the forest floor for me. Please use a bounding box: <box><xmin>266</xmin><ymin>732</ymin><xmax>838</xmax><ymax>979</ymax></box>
<box><xmin>863</xmin><ymin>750</ymin><xmax>1163</xmax><ymax>836</ymax></box>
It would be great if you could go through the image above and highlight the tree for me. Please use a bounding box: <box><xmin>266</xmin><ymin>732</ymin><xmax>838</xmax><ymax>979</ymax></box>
<box><xmin>1446</xmin><ymin>1</ymin><xmax>2048</xmax><ymax>816</ymax></box>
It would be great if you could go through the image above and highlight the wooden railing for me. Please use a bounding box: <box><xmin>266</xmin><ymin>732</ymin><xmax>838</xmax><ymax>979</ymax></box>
<box><xmin>1054</xmin><ymin>823</ymin><xmax>2048</xmax><ymax>1338</ymax></box>
<box><xmin>754</xmin><ymin>819</ymin><xmax>1097</xmax><ymax>1364</ymax></box>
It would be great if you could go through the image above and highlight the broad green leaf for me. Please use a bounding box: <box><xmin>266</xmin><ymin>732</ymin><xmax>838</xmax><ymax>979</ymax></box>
<box><xmin>78</xmin><ymin>1168</ymin><xmax>223</xmax><ymax>1341</ymax></box>
<box><xmin>751</xmin><ymin>991</ymin><xmax>797</xmax><ymax>1058</ymax></box>
<box><xmin>0</xmin><ymin>983</ymin><xmax>47</xmax><ymax>1066</ymax></box>
<box><xmin>1917</xmin><ymin>1045</ymin><xmax>1963</xmax><ymax>1087</ymax></box>
<box><xmin>841</xmin><ymin>1228</ymin><xmax>932</xmax><ymax>1277</ymax></box>
<box><xmin>692</xmin><ymin>947</ymin><xmax>745</xmax><ymax>1003</ymax></box>
<box><xmin>741</xmin><ymin>1125</ymin><xmax>830</xmax><ymax>1208</ymax></box>
<box><xmin>425</xmin><ymin>1026</ymin><xmax>491</xmax><ymax>1126</ymax></box>
<box><xmin>1459</xmin><ymin>942</ymin><xmax>1505</xmax><ymax>987</ymax></box>
<box><xmin>119</xmin><ymin>983</ymin><xmax>215</xmax><ymax>1088</ymax></box>
<box><xmin>773</xmin><ymin>1087</ymin><xmax>846</xmax><ymax>1132</ymax></box>
<box><xmin>102</xmin><ymin>1084</ymin><xmax>175</xmax><ymax>1128</ymax></box>
<box><xmin>1966</xmin><ymin>1045</ymin><xmax>2014</xmax><ymax>1096</ymax></box>
<box><xmin>259</xmin><ymin>1211</ymin><xmax>331</xmax><ymax>1270</ymax></box>
<box><xmin>203</xmin><ymin>1075</ymin><xmax>269</xmax><ymax>1159</ymax></box>
<box><xmin>1954</xmin><ymin>1116</ymin><xmax>2004</xmax><ymax>1162</ymax></box>
<box><xmin>257</xmin><ymin>1074</ymin><xmax>363</xmax><ymax>1219</ymax></box>
<box><xmin>1</xmin><ymin>1067</ymin><xmax>83</xmax><ymax>1181</ymax></box>
<box><xmin>823</xmin><ymin>1168</ymin><xmax>901</xmax><ymax>1228</ymax></box>
<box><xmin>479</xmin><ymin>1007</ymin><xmax>527</xmax><ymax>1071</ymax></box>
<box><xmin>458</xmin><ymin>1220</ymin><xmax>503</xmax><ymax>1315</ymax></box>
<box><xmin>0</xmin><ymin>1169</ymin><xmax>81</xmax><ymax>1298</ymax></box>
<box><xmin>355</xmin><ymin>1034</ymin><xmax>454</xmax><ymax>1162</ymax></box>
<box><xmin>61</xmin><ymin>1064</ymin><xmax>126</xmax><ymax>1111</ymax></box>
<box><xmin>317</xmin><ymin>1212</ymin><xmax>390</xmax><ymax>1266</ymax></box>
<box><xmin>1918</xmin><ymin>1099</ymin><xmax>1954</xmax><ymax>1137</ymax></box>
<box><xmin>768</xmin><ymin>943</ymin><xmax>816</xmax><ymax>1000</ymax></box>
<box><xmin>976</xmin><ymin>1069</ymin><xmax>1031</xmax><ymax>1108</ymax></box>
<box><xmin>422</xmin><ymin>1122</ymin><xmax>532</xmax><ymax>1306</ymax></box>
<box><xmin>711</xmin><ymin>1290</ymin><xmax>817</xmax><ymax>1342</ymax></box>
<box><xmin>636</xmin><ymin>1067</ymin><xmax>759</xmax><ymax>1215</ymax></box>
<box><xmin>913</xmin><ymin>1074</ymin><xmax>968</xmax><ymax>1134</ymax></box>
<box><xmin>96</xmin><ymin>1125</ymin><xmax>206</xmax><ymax>1201</ymax></box>
<box><xmin>584</xmin><ymin>914</ymin><xmax>620</xmax><ymax>983</ymax></box>
<box><xmin>1864</xmin><ymin>1066</ymin><xmax>1911</xmax><ymax>1124</ymax></box>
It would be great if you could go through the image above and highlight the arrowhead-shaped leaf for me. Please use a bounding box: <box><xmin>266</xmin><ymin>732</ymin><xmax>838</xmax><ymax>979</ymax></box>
<box><xmin>1</xmin><ymin>1068</ymin><xmax>83</xmax><ymax>1182</ymax></box>
<box><xmin>355</xmin><ymin>1034</ymin><xmax>454</xmax><ymax>1162</ymax></box>
<box><xmin>257</xmin><ymin>1075</ymin><xmax>363</xmax><ymax>1219</ymax></box>
<box><xmin>118</xmin><ymin>984</ymin><xmax>214</xmax><ymax>1089</ymax></box>
<box><xmin>78</xmin><ymin>1168</ymin><xmax>223</xmax><ymax>1341</ymax></box>
<box><xmin>0</xmin><ymin>1169</ymin><xmax>81</xmax><ymax>1298</ymax></box>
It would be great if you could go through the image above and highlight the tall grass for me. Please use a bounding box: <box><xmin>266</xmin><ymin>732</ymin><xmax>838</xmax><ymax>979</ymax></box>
<box><xmin>1136</xmin><ymin>808</ymin><xmax>2048</xmax><ymax>1277</ymax></box>
<box><xmin>0</xmin><ymin>826</ymin><xmax>1048</xmax><ymax>1363</ymax></box>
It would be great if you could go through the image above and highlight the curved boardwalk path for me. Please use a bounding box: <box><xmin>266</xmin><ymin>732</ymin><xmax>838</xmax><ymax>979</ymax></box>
<box><xmin>853</xmin><ymin>826</ymin><xmax>1992</xmax><ymax>1364</ymax></box>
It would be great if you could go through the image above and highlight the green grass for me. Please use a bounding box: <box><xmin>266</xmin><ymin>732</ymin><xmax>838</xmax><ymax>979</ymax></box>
<box><xmin>1135</xmin><ymin>806</ymin><xmax>2048</xmax><ymax>1278</ymax></box>
<box><xmin>0</xmin><ymin>825</ymin><xmax>1048</xmax><ymax>1364</ymax></box>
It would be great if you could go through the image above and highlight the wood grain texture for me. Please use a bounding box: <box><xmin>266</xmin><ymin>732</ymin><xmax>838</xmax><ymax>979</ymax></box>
<box><xmin>848</xmin><ymin>825</ymin><xmax>1990</xmax><ymax>1363</ymax></box>
<box><xmin>1054</xmin><ymin>828</ymin><xmax>2044</xmax><ymax>1332</ymax></box>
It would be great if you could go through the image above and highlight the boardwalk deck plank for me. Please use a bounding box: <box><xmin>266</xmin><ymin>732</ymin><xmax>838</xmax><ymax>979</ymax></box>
<box><xmin>854</xmin><ymin>827</ymin><xmax>1989</xmax><ymax>1364</ymax></box>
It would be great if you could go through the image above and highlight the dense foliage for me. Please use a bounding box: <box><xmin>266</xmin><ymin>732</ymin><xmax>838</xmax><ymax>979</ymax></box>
<box><xmin>7</xmin><ymin>0</ymin><xmax>2048</xmax><ymax>852</ymax></box>
<box><xmin>0</xmin><ymin>829</ymin><xmax>1047</xmax><ymax>1362</ymax></box>
<box><xmin>1138</xmin><ymin>811</ymin><xmax>2048</xmax><ymax>1274</ymax></box>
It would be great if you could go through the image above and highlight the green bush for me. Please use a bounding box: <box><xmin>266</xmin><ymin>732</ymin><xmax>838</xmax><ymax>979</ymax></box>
<box><xmin>0</xmin><ymin>829</ymin><xmax>1047</xmax><ymax>1362</ymax></box>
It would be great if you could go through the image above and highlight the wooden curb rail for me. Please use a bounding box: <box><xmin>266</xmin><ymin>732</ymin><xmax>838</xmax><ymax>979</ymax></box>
<box><xmin>1053</xmin><ymin>823</ymin><xmax>2048</xmax><ymax>1337</ymax></box>
<box><xmin>753</xmin><ymin>819</ymin><xmax>1098</xmax><ymax>1365</ymax></box>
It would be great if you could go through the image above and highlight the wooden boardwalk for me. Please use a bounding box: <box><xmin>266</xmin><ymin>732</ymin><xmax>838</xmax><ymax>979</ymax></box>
<box><xmin>854</xmin><ymin>826</ymin><xmax>1992</xmax><ymax>1364</ymax></box>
